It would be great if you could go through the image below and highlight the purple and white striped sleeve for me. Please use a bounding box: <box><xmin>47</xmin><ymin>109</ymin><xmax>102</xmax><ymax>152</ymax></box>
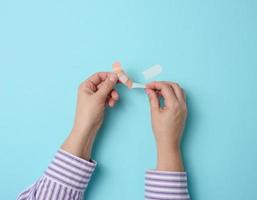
<box><xmin>145</xmin><ymin>170</ymin><xmax>190</xmax><ymax>200</ymax></box>
<box><xmin>17</xmin><ymin>149</ymin><xmax>96</xmax><ymax>200</ymax></box>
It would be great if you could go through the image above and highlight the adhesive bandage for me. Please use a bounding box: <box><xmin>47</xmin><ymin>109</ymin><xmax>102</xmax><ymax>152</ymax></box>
<box><xmin>112</xmin><ymin>61</ymin><xmax>133</xmax><ymax>89</ymax></box>
<box><xmin>112</xmin><ymin>61</ymin><xmax>162</xmax><ymax>89</ymax></box>
<box><xmin>131</xmin><ymin>82</ymin><xmax>146</xmax><ymax>89</ymax></box>
<box><xmin>142</xmin><ymin>64</ymin><xmax>162</xmax><ymax>80</ymax></box>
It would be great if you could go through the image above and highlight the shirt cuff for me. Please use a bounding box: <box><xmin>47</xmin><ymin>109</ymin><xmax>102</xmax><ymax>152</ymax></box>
<box><xmin>145</xmin><ymin>170</ymin><xmax>190</xmax><ymax>200</ymax></box>
<box><xmin>44</xmin><ymin>149</ymin><xmax>96</xmax><ymax>191</ymax></box>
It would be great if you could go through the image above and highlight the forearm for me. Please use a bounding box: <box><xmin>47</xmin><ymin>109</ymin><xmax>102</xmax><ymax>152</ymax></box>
<box><xmin>17</xmin><ymin>72</ymin><xmax>118</xmax><ymax>200</ymax></box>
<box><xmin>61</xmin><ymin>129</ymin><xmax>95</xmax><ymax>161</ymax></box>
<box><xmin>144</xmin><ymin>142</ymin><xmax>190</xmax><ymax>200</ymax></box>
<box><xmin>156</xmin><ymin>143</ymin><xmax>184</xmax><ymax>172</ymax></box>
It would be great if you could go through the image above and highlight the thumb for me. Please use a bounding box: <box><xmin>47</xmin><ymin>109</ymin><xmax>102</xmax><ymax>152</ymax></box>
<box><xmin>145</xmin><ymin>88</ymin><xmax>160</xmax><ymax>111</ymax></box>
<box><xmin>96</xmin><ymin>73</ymin><xmax>118</xmax><ymax>99</ymax></box>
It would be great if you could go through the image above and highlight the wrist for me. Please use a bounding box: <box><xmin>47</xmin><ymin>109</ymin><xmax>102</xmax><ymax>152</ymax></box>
<box><xmin>70</xmin><ymin>130</ymin><xmax>96</xmax><ymax>155</ymax></box>
<box><xmin>70</xmin><ymin>129</ymin><xmax>92</xmax><ymax>142</ymax></box>
<box><xmin>71</xmin><ymin>123</ymin><xmax>98</xmax><ymax>137</ymax></box>
<box><xmin>156</xmin><ymin>138</ymin><xmax>181</xmax><ymax>153</ymax></box>
<box><xmin>70</xmin><ymin>129</ymin><xmax>97</xmax><ymax>160</ymax></box>
<box><xmin>156</xmin><ymin>143</ymin><xmax>184</xmax><ymax>171</ymax></box>
<box><xmin>61</xmin><ymin>130</ymin><xmax>96</xmax><ymax>161</ymax></box>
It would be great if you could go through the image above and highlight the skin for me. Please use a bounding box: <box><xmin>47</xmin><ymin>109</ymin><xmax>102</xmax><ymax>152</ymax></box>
<box><xmin>145</xmin><ymin>82</ymin><xmax>187</xmax><ymax>171</ymax></box>
<box><xmin>61</xmin><ymin>72</ymin><xmax>187</xmax><ymax>172</ymax></box>
<box><xmin>61</xmin><ymin>72</ymin><xmax>119</xmax><ymax>160</ymax></box>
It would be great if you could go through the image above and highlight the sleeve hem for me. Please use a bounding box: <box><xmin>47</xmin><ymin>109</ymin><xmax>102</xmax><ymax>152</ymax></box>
<box><xmin>145</xmin><ymin>169</ymin><xmax>190</xmax><ymax>200</ymax></box>
<box><xmin>44</xmin><ymin>149</ymin><xmax>96</xmax><ymax>191</ymax></box>
<box><xmin>146</xmin><ymin>169</ymin><xmax>187</xmax><ymax>175</ymax></box>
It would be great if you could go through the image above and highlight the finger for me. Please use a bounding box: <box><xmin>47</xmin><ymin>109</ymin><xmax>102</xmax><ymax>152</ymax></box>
<box><xmin>97</xmin><ymin>82</ymin><xmax>104</xmax><ymax>90</ymax></box>
<box><xmin>108</xmin><ymin>98</ymin><xmax>117</xmax><ymax>107</ymax></box>
<box><xmin>173</xmin><ymin>84</ymin><xmax>186</xmax><ymax>102</ymax></box>
<box><xmin>96</xmin><ymin>73</ymin><xmax>118</xmax><ymax>99</ymax></box>
<box><xmin>111</xmin><ymin>89</ymin><xmax>119</xmax><ymax>101</ymax></box>
<box><xmin>105</xmin><ymin>90</ymin><xmax>119</xmax><ymax>106</ymax></box>
<box><xmin>145</xmin><ymin>88</ymin><xmax>160</xmax><ymax>111</ymax></box>
<box><xmin>146</xmin><ymin>82</ymin><xmax>177</xmax><ymax>107</ymax></box>
<box><xmin>164</xmin><ymin>82</ymin><xmax>185</xmax><ymax>102</ymax></box>
<box><xmin>97</xmin><ymin>82</ymin><xmax>122</xmax><ymax>93</ymax></box>
<box><xmin>86</xmin><ymin>72</ymin><xmax>122</xmax><ymax>91</ymax></box>
<box><xmin>87</xmin><ymin>71</ymin><xmax>108</xmax><ymax>83</ymax></box>
<box><xmin>105</xmin><ymin>95</ymin><xmax>111</xmax><ymax>106</ymax></box>
<box><xmin>82</xmin><ymin>72</ymin><xmax>108</xmax><ymax>92</ymax></box>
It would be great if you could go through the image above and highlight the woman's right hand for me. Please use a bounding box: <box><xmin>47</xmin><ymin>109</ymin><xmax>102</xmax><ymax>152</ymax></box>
<box><xmin>145</xmin><ymin>82</ymin><xmax>187</xmax><ymax>171</ymax></box>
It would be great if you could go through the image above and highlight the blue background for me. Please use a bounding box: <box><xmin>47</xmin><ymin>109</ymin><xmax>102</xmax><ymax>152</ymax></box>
<box><xmin>1</xmin><ymin>0</ymin><xmax>257</xmax><ymax>199</ymax></box>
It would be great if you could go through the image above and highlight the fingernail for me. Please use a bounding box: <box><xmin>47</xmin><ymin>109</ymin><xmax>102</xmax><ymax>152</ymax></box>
<box><xmin>109</xmin><ymin>73</ymin><xmax>118</xmax><ymax>82</ymax></box>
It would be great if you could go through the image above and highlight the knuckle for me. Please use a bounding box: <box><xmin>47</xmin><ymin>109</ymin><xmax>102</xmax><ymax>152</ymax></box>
<box><xmin>161</xmin><ymin>81</ymin><xmax>169</xmax><ymax>86</ymax></box>
<box><xmin>173</xmin><ymin>82</ymin><xmax>181</xmax><ymax>89</ymax></box>
<box><xmin>162</xmin><ymin>84</ymin><xmax>170</xmax><ymax>90</ymax></box>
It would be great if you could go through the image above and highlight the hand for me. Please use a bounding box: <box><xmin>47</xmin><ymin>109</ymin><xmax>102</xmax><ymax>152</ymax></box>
<box><xmin>72</xmin><ymin>72</ymin><xmax>119</xmax><ymax>136</ymax></box>
<box><xmin>62</xmin><ymin>72</ymin><xmax>119</xmax><ymax>160</ymax></box>
<box><xmin>145</xmin><ymin>82</ymin><xmax>187</xmax><ymax>171</ymax></box>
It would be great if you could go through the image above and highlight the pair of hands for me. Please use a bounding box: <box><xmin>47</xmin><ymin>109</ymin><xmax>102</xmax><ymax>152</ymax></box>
<box><xmin>62</xmin><ymin>72</ymin><xmax>187</xmax><ymax>171</ymax></box>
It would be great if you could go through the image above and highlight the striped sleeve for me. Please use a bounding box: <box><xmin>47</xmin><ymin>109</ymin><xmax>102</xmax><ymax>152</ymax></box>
<box><xmin>17</xmin><ymin>149</ymin><xmax>96</xmax><ymax>200</ymax></box>
<box><xmin>145</xmin><ymin>170</ymin><xmax>190</xmax><ymax>200</ymax></box>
